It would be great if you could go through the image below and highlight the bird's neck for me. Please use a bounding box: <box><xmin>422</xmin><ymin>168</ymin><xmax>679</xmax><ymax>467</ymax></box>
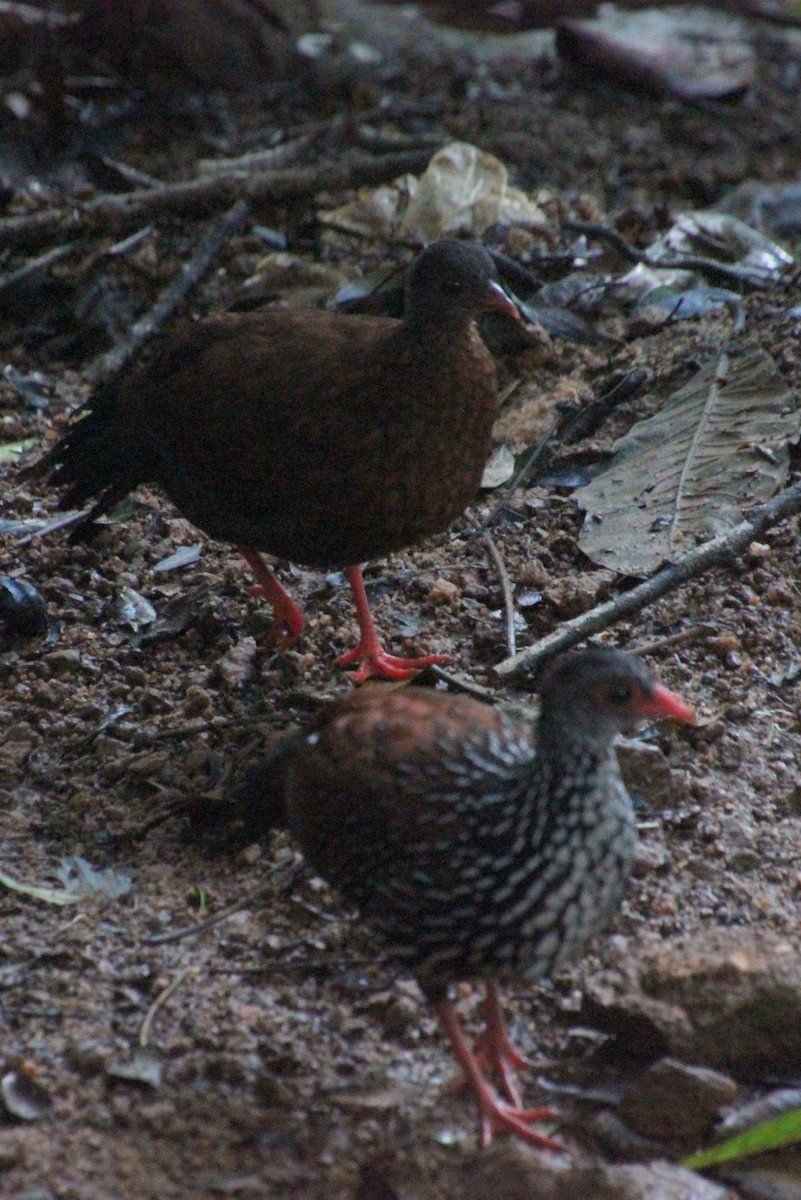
<box><xmin>401</xmin><ymin>309</ymin><xmax>475</xmax><ymax>345</ymax></box>
<box><xmin>532</xmin><ymin>717</ymin><xmax>625</xmax><ymax>824</ymax></box>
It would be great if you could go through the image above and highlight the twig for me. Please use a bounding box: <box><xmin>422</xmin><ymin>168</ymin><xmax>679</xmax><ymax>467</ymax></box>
<box><xmin>493</xmin><ymin>478</ymin><xmax>801</xmax><ymax>680</ymax></box>
<box><xmin>563</xmin><ymin>219</ymin><xmax>781</xmax><ymax>291</ymax></box>
<box><xmin>139</xmin><ymin>965</ymin><xmax>195</xmax><ymax>1048</ymax></box>
<box><xmin>0</xmin><ymin>241</ymin><xmax>76</xmax><ymax>300</ymax></box>
<box><xmin>0</xmin><ymin>149</ymin><xmax>436</xmax><ymax>252</ymax></box>
<box><xmin>428</xmin><ymin>664</ymin><xmax>494</xmax><ymax>698</ymax></box>
<box><xmin>483</xmin><ymin>532</ymin><xmax>516</xmax><ymax>657</ymax></box>
<box><xmin>631</xmin><ymin>624</ymin><xmax>716</xmax><ymax>657</ymax></box>
<box><xmin>86</xmin><ymin>198</ymin><xmax>252</xmax><ymax>384</ymax></box>
<box><xmin>143</xmin><ymin>858</ymin><xmax>303</xmax><ymax>946</ymax></box>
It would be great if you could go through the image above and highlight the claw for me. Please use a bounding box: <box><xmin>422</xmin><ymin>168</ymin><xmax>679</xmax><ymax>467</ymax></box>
<box><xmin>340</xmin><ymin>565</ymin><xmax>450</xmax><ymax>684</ymax></box>
<box><xmin>238</xmin><ymin>546</ymin><xmax>305</xmax><ymax>649</ymax></box>
<box><xmin>435</xmin><ymin>996</ymin><xmax>563</xmax><ymax>1151</ymax></box>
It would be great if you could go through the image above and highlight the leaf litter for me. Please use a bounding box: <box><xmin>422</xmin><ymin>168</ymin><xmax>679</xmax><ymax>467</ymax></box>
<box><xmin>576</xmin><ymin>346</ymin><xmax>800</xmax><ymax>574</ymax></box>
<box><xmin>2</xmin><ymin>10</ymin><xmax>801</xmax><ymax>1199</ymax></box>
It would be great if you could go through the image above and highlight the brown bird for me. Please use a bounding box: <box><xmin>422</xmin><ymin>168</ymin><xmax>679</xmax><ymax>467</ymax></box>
<box><xmin>263</xmin><ymin>646</ymin><xmax>695</xmax><ymax>1146</ymax></box>
<box><xmin>34</xmin><ymin>239</ymin><xmax>519</xmax><ymax>682</ymax></box>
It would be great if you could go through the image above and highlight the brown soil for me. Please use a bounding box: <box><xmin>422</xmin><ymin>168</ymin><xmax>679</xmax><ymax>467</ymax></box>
<box><xmin>1</xmin><ymin>9</ymin><xmax>801</xmax><ymax>1198</ymax></box>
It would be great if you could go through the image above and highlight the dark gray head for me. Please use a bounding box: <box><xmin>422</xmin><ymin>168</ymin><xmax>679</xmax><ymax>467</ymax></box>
<box><xmin>404</xmin><ymin>239</ymin><xmax>520</xmax><ymax>326</ymax></box>
<box><xmin>538</xmin><ymin>646</ymin><xmax>695</xmax><ymax>745</ymax></box>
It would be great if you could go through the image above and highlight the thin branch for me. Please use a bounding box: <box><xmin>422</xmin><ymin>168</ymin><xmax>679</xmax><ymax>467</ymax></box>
<box><xmin>483</xmin><ymin>532</ymin><xmax>516</xmax><ymax>657</ymax></box>
<box><xmin>139</xmin><ymin>965</ymin><xmax>195</xmax><ymax>1048</ymax></box>
<box><xmin>0</xmin><ymin>149</ymin><xmax>436</xmax><ymax>252</ymax></box>
<box><xmin>86</xmin><ymin>199</ymin><xmax>252</xmax><ymax>384</ymax></box>
<box><xmin>143</xmin><ymin>858</ymin><xmax>303</xmax><ymax>947</ymax></box>
<box><xmin>0</xmin><ymin>241</ymin><xmax>76</xmax><ymax>300</ymax></box>
<box><xmin>563</xmin><ymin>219</ymin><xmax>782</xmax><ymax>291</ymax></box>
<box><xmin>493</xmin><ymin>478</ymin><xmax>801</xmax><ymax>680</ymax></box>
<box><xmin>631</xmin><ymin>623</ymin><xmax>716</xmax><ymax>657</ymax></box>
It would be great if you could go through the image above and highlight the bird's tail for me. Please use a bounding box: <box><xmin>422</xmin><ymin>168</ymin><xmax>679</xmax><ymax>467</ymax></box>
<box><xmin>23</xmin><ymin>382</ymin><xmax>153</xmax><ymax>541</ymax></box>
<box><xmin>235</xmin><ymin>731</ymin><xmax>296</xmax><ymax>834</ymax></box>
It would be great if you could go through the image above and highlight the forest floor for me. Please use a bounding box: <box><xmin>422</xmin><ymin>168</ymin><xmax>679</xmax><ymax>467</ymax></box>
<box><xmin>2</xmin><ymin>5</ymin><xmax>801</xmax><ymax>1198</ymax></box>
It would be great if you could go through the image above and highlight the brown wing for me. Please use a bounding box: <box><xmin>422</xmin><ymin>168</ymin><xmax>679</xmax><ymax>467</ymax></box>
<box><xmin>284</xmin><ymin>686</ymin><xmax>533</xmax><ymax>903</ymax></box>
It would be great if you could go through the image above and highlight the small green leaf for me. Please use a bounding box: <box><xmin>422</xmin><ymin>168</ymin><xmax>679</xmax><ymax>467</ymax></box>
<box><xmin>0</xmin><ymin>437</ymin><xmax>38</xmax><ymax>463</ymax></box>
<box><xmin>0</xmin><ymin>867</ymin><xmax>81</xmax><ymax>906</ymax></box>
<box><xmin>187</xmin><ymin>884</ymin><xmax>210</xmax><ymax>915</ymax></box>
<box><xmin>684</xmin><ymin>1107</ymin><xmax>801</xmax><ymax>1171</ymax></box>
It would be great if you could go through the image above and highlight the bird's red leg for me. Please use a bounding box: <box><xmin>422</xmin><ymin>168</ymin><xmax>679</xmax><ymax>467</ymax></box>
<box><xmin>434</xmin><ymin>999</ymin><xmax>564</xmax><ymax>1150</ymax></box>
<box><xmin>238</xmin><ymin>547</ymin><xmax>305</xmax><ymax>649</ymax></box>
<box><xmin>472</xmin><ymin>982</ymin><xmax>533</xmax><ymax>1108</ymax></box>
<box><xmin>335</xmin><ymin>565</ymin><xmax>452</xmax><ymax>685</ymax></box>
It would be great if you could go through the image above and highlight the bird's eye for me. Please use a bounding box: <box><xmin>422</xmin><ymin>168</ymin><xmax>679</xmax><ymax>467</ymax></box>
<box><xmin>609</xmin><ymin>683</ymin><xmax>633</xmax><ymax>705</ymax></box>
<box><xmin>440</xmin><ymin>279</ymin><xmax>463</xmax><ymax>295</ymax></box>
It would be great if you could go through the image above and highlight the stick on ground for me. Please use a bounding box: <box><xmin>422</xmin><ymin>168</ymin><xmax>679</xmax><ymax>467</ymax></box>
<box><xmin>86</xmin><ymin>198</ymin><xmax>252</xmax><ymax>384</ymax></box>
<box><xmin>0</xmin><ymin>148</ymin><xmax>436</xmax><ymax>252</ymax></box>
<box><xmin>493</xmin><ymin>477</ymin><xmax>801</xmax><ymax>680</ymax></box>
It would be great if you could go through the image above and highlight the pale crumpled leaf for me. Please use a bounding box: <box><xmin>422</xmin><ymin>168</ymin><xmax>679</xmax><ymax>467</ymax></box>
<box><xmin>0</xmin><ymin>866</ymin><xmax>80</xmax><ymax>906</ymax></box>
<box><xmin>646</xmin><ymin>211</ymin><xmax>794</xmax><ymax>286</ymax></box>
<box><xmin>481</xmin><ymin>443</ymin><xmax>516</xmax><ymax>489</ymax></box>
<box><xmin>55</xmin><ymin>857</ymin><xmax>133</xmax><ymax>900</ymax></box>
<box><xmin>320</xmin><ymin>177</ymin><xmax>418</xmax><ymax>240</ymax></box>
<box><xmin>399</xmin><ymin>141</ymin><xmax>548</xmax><ymax>242</ymax></box>
<box><xmin>576</xmin><ymin>346</ymin><xmax>800</xmax><ymax>575</ymax></box>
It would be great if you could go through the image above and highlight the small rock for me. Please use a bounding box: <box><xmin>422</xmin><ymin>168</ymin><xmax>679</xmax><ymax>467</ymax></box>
<box><xmin>3</xmin><ymin>722</ymin><xmax>40</xmax><ymax>747</ymax></box>
<box><xmin>217</xmin><ymin>637</ymin><xmax>258</xmax><ymax>686</ymax></box>
<box><xmin>619</xmin><ymin>1057</ymin><xmax>737</xmax><ymax>1144</ymax></box>
<box><xmin>632</xmin><ymin>838</ymin><xmax>670</xmax><ymax>876</ymax></box>
<box><xmin>183</xmin><ymin>683</ymin><xmax>214</xmax><ymax>717</ymax></box>
<box><xmin>456</xmin><ymin>1143</ymin><xmax>732</xmax><ymax>1200</ymax></box>
<box><xmin>583</xmin><ymin>928</ymin><xmax>801</xmax><ymax>1077</ymax></box>
<box><xmin>239</xmin><ymin>842</ymin><xmax>262</xmax><ymax>866</ymax></box>
<box><xmin>362</xmin><ymin>980</ymin><xmax>422</xmax><ymax>1037</ymax></box>
<box><xmin>41</xmin><ymin>648</ymin><xmax>83</xmax><ymax>675</ymax></box>
<box><xmin>64</xmin><ymin>1039</ymin><xmax>111</xmax><ymax>1076</ymax></box>
<box><xmin>254</xmin><ymin>1072</ymin><xmax>295</xmax><ymax>1108</ymax></box>
<box><xmin>428</xmin><ymin>578</ymin><xmax>461</xmax><ymax>607</ymax></box>
<box><xmin>617</xmin><ymin>737</ymin><xmax>677</xmax><ymax>809</ymax></box>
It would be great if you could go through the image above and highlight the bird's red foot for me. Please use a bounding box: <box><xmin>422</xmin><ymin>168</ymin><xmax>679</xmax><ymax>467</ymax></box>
<box><xmin>473</xmin><ymin>981</ymin><xmax>533</xmax><ymax>1106</ymax></box>
<box><xmin>238</xmin><ymin>546</ymin><xmax>305</xmax><ymax>650</ymax></box>
<box><xmin>470</xmin><ymin>1031</ymin><xmax>531</xmax><ymax>1109</ymax></box>
<box><xmin>335</xmin><ymin>644</ymin><xmax>452</xmax><ymax>685</ymax></box>
<box><xmin>478</xmin><ymin>1098</ymin><xmax>564</xmax><ymax>1151</ymax></box>
<box><xmin>261</xmin><ymin>598</ymin><xmax>305</xmax><ymax>650</ymax></box>
<box><xmin>435</xmin><ymin>994</ymin><xmax>562</xmax><ymax>1151</ymax></box>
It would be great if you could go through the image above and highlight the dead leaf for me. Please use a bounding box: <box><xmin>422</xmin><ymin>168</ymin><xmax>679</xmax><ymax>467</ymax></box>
<box><xmin>399</xmin><ymin>141</ymin><xmax>548</xmax><ymax>242</ymax></box>
<box><xmin>575</xmin><ymin>346</ymin><xmax>800</xmax><ymax>575</ymax></box>
<box><xmin>556</xmin><ymin>9</ymin><xmax>754</xmax><ymax>101</ymax></box>
<box><xmin>646</xmin><ymin>211</ymin><xmax>794</xmax><ymax>286</ymax></box>
<box><xmin>481</xmin><ymin>444</ymin><xmax>516</xmax><ymax>489</ymax></box>
<box><xmin>0</xmin><ymin>1069</ymin><xmax>52</xmax><ymax>1121</ymax></box>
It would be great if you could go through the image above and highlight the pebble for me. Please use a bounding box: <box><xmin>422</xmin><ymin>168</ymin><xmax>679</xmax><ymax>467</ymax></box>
<box><xmin>619</xmin><ymin>1057</ymin><xmax>737</xmax><ymax>1144</ymax></box>
<box><xmin>454</xmin><ymin>1143</ymin><xmax>733</xmax><ymax>1200</ymax></box>
<box><xmin>617</xmin><ymin>737</ymin><xmax>677</xmax><ymax>809</ymax></box>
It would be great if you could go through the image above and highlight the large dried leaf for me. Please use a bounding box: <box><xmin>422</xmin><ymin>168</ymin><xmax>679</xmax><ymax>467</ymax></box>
<box><xmin>576</xmin><ymin>347</ymin><xmax>799</xmax><ymax>575</ymax></box>
<box><xmin>399</xmin><ymin>141</ymin><xmax>548</xmax><ymax>242</ymax></box>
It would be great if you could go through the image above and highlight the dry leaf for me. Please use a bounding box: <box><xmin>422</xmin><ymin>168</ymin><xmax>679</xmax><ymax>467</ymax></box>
<box><xmin>399</xmin><ymin>141</ymin><xmax>548</xmax><ymax>242</ymax></box>
<box><xmin>576</xmin><ymin>346</ymin><xmax>800</xmax><ymax>575</ymax></box>
<box><xmin>646</xmin><ymin>211</ymin><xmax>794</xmax><ymax>286</ymax></box>
<box><xmin>556</xmin><ymin>9</ymin><xmax>754</xmax><ymax>101</ymax></box>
